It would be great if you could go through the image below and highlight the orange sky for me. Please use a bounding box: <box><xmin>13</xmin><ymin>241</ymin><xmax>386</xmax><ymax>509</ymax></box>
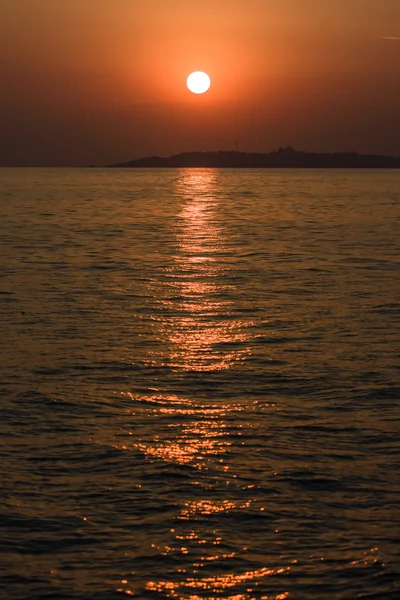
<box><xmin>0</xmin><ymin>0</ymin><xmax>399</xmax><ymax>165</ymax></box>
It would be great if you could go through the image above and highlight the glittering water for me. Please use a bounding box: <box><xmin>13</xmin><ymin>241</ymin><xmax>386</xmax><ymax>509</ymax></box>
<box><xmin>1</xmin><ymin>168</ymin><xmax>399</xmax><ymax>600</ymax></box>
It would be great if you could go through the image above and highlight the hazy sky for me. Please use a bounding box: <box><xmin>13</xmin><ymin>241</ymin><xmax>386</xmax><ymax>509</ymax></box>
<box><xmin>1</xmin><ymin>0</ymin><xmax>399</xmax><ymax>165</ymax></box>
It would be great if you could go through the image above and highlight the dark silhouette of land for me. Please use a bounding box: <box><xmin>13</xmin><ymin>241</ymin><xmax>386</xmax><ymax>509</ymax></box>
<box><xmin>107</xmin><ymin>146</ymin><xmax>400</xmax><ymax>168</ymax></box>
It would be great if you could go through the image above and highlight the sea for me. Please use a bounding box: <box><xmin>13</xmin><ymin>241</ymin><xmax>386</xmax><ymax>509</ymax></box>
<box><xmin>1</xmin><ymin>168</ymin><xmax>399</xmax><ymax>600</ymax></box>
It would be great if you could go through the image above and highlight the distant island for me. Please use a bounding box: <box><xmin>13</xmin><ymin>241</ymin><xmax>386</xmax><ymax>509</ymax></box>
<box><xmin>106</xmin><ymin>146</ymin><xmax>400</xmax><ymax>169</ymax></box>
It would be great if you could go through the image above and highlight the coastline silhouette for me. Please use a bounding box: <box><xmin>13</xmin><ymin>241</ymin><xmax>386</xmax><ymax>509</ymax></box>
<box><xmin>106</xmin><ymin>146</ymin><xmax>400</xmax><ymax>168</ymax></box>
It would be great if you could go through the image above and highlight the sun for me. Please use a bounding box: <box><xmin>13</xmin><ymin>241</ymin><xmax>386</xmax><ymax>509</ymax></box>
<box><xmin>187</xmin><ymin>71</ymin><xmax>211</xmax><ymax>94</ymax></box>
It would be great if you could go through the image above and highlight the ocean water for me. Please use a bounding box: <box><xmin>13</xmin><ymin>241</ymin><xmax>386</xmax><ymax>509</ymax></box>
<box><xmin>1</xmin><ymin>168</ymin><xmax>399</xmax><ymax>600</ymax></box>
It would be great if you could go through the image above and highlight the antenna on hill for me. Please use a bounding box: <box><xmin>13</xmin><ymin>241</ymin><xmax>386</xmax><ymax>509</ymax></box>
<box><xmin>235</xmin><ymin>141</ymin><xmax>238</xmax><ymax>153</ymax></box>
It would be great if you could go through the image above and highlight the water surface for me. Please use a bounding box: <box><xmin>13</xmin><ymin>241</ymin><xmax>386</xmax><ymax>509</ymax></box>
<box><xmin>1</xmin><ymin>168</ymin><xmax>399</xmax><ymax>599</ymax></box>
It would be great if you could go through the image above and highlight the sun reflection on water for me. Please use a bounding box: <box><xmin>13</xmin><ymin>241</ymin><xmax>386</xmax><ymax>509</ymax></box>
<box><xmin>154</xmin><ymin>169</ymin><xmax>251</xmax><ymax>372</ymax></box>
<box><xmin>145</xmin><ymin>568</ymin><xmax>291</xmax><ymax>598</ymax></box>
<box><xmin>117</xmin><ymin>171</ymin><xmax>289</xmax><ymax>599</ymax></box>
<box><xmin>122</xmin><ymin>391</ymin><xmax>246</xmax><ymax>470</ymax></box>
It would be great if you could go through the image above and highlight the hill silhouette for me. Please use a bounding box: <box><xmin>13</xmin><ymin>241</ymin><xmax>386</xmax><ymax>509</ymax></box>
<box><xmin>107</xmin><ymin>147</ymin><xmax>400</xmax><ymax>169</ymax></box>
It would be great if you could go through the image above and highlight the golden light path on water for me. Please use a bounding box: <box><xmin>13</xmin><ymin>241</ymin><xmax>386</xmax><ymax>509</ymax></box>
<box><xmin>162</xmin><ymin>170</ymin><xmax>250</xmax><ymax>372</ymax></box>
<box><xmin>116</xmin><ymin>171</ymin><xmax>291</xmax><ymax>599</ymax></box>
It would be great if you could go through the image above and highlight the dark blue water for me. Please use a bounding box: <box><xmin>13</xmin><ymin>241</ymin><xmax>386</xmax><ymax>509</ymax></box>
<box><xmin>1</xmin><ymin>168</ymin><xmax>399</xmax><ymax>599</ymax></box>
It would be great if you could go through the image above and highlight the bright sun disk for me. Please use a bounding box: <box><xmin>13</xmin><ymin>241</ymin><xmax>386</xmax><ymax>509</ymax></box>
<box><xmin>187</xmin><ymin>71</ymin><xmax>211</xmax><ymax>94</ymax></box>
